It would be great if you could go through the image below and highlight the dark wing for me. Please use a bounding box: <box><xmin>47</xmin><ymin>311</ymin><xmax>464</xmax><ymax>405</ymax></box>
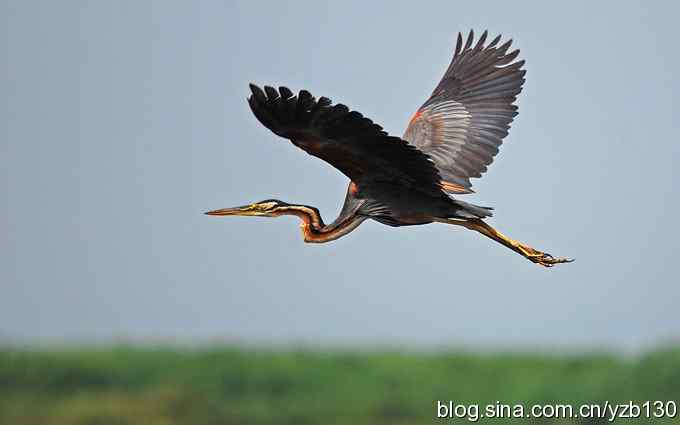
<box><xmin>248</xmin><ymin>84</ymin><xmax>445</xmax><ymax>198</ymax></box>
<box><xmin>403</xmin><ymin>30</ymin><xmax>526</xmax><ymax>194</ymax></box>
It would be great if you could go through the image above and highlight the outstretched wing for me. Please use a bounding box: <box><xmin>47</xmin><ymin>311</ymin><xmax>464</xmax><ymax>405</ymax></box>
<box><xmin>403</xmin><ymin>30</ymin><xmax>526</xmax><ymax>194</ymax></box>
<box><xmin>248</xmin><ymin>84</ymin><xmax>445</xmax><ymax>198</ymax></box>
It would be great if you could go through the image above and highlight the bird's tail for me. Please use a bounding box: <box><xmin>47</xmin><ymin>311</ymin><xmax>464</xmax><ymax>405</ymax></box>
<box><xmin>451</xmin><ymin>199</ymin><xmax>494</xmax><ymax>219</ymax></box>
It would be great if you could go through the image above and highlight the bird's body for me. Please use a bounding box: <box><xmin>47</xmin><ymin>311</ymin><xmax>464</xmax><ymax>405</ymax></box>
<box><xmin>207</xmin><ymin>30</ymin><xmax>572</xmax><ymax>267</ymax></box>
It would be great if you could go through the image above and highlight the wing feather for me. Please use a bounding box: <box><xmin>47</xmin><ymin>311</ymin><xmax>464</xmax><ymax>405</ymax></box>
<box><xmin>248</xmin><ymin>84</ymin><xmax>445</xmax><ymax>198</ymax></box>
<box><xmin>403</xmin><ymin>31</ymin><xmax>526</xmax><ymax>193</ymax></box>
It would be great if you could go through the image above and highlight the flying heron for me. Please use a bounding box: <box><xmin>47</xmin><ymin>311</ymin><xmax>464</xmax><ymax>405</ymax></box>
<box><xmin>207</xmin><ymin>30</ymin><xmax>573</xmax><ymax>267</ymax></box>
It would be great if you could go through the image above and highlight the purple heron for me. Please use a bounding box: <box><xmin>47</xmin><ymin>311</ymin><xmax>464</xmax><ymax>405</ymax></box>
<box><xmin>207</xmin><ymin>30</ymin><xmax>572</xmax><ymax>267</ymax></box>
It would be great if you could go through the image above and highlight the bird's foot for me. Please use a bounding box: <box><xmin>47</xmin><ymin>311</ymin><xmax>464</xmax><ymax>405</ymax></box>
<box><xmin>515</xmin><ymin>243</ymin><xmax>573</xmax><ymax>268</ymax></box>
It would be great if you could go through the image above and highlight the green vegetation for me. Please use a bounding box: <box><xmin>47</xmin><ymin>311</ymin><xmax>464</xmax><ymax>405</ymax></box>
<box><xmin>1</xmin><ymin>346</ymin><xmax>679</xmax><ymax>424</ymax></box>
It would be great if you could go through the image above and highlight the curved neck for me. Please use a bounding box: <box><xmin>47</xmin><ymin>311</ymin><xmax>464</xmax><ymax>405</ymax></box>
<box><xmin>273</xmin><ymin>205</ymin><xmax>365</xmax><ymax>243</ymax></box>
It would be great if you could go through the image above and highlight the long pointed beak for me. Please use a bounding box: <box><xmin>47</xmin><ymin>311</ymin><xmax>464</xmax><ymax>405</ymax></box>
<box><xmin>204</xmin><ymin>205</ymin><xmax>250</xmax><ymax>216</ymax></box>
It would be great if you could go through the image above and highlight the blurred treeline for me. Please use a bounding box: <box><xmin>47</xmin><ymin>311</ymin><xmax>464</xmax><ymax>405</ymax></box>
<box><xmin>1</xmin><ymin>346</ymin><xmax>679</xmax><ymax>424</ymax></box>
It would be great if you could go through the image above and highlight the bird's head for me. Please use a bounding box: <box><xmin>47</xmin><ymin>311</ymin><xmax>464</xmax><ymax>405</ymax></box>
<box><xmin>205</xmin><ymin>199</ymin><xmax>290</xmax><ymax>218</ymax></box>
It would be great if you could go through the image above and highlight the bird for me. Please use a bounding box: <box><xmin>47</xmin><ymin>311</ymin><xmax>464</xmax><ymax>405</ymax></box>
<box><xmin>206</xmin><ymin>30</ymin><xmax>573</xmax><ymax>267</ymax></box>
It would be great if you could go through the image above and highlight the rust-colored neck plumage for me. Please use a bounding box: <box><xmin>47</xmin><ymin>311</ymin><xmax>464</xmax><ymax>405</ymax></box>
<box><xmin>272</xmin><ymin>205</ymin><xmax>364</xmax><ymax>243</ymax></box>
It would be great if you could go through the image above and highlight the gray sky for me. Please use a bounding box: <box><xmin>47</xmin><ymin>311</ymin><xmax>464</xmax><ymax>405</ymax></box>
<box><xmin>2</xmin><ymin>0</ymin><xmax>679</xmax><ymax>352</ymax></box>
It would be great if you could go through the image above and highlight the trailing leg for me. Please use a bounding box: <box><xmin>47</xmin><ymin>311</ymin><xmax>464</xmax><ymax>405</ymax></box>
<box><xmin>435</xmin><ymin>218</ymin><xmax>573</xmax><ymax>267</ymax></box>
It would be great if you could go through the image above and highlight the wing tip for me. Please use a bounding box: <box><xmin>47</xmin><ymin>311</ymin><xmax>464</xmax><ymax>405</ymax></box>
<box><xmin>248</xmin><ymin>83</ymin><xmax>266</xmax><ymax>104</ymax></box>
